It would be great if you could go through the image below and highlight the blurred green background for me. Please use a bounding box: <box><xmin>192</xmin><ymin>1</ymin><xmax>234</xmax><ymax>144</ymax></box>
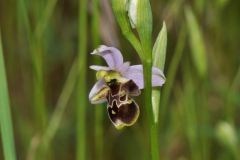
<box><xmin>0</xmin><ymin>0</ymin><xmax>240</xmax><ymax>159</ymax></box>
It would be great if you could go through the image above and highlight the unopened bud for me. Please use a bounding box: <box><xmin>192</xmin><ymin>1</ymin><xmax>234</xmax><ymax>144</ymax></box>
<box><xmin>216</xmin><ymin>121</ymin><xmax>238</xmax><ymax>150</ymax></box>
<box><xmin>127</xmin><ymin>0</ymin><xmax>138</xmax><ymax>28</ymax></box>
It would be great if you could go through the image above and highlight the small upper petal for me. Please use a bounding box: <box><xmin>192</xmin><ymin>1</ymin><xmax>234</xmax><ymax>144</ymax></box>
<box><xmin>91</xmin><ymin>45</ymin><xmax>124</xmax><ymax>69</ymax></box>
<box><xmin>90</xmin><ymin>65</ymin><xmax>111</xmax><ymax>71</ymax></box>
<box><xmin>117</xmin><ymin>61</ymin><xmax>130</xmax><ymax>74</ymax></box>
<box><xmin>152</xmin><ymin>74</ymin><xmax>165</xmax><ymax>87</ymax></box>
<box><xmin>89</xmin><ymin>79</ymin><xmax>108</xmax><ymax>104</ymax></box>
<box><xmin>127</xmin><ymin>65</ymin><xmax>165</xmax><ymax>78</ymax></box>
<box><xmin>123</xmin><ymin>65</ymin><xmax>165</xmax><ymax>89</ymax></box>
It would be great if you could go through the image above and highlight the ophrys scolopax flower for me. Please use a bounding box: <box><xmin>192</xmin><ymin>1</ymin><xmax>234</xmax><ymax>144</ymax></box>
<box><xmin>89</xmin><ymin>45</ymin><xmax>165</xmax><ymax>129</ymax></box>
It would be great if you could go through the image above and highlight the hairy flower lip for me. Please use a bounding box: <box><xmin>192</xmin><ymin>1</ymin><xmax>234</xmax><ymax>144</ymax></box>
<box><xmin>89</xmin><ymin>45</ymin><xmax>166</xmax><ymax>104</ymax></box>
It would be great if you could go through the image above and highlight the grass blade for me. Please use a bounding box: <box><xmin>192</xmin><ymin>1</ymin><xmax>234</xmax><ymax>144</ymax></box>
<box><xmin>0</xmin><ymin>30</ymin><xmax>17</xmax><ymax>160</ymax></box>
<box><xmin>185</xmin><ymin>6</ymin><xmax>207</xmax><ymax>78</ymax></box>
<box><xmin>91</xmin><ymin>0</ymin><xmax>104</xmax><ymax>159</ymax></box>
<box><xmin>160</xmin><ymin>26</ymin><xmax>186</xmax><ymax>125</ymax></box>
<box><xmin>19</xmin><ymin>0</ymin><xmax>47</xmax><ymax>131</ymax></box>
<box><xmin>34</xmin><ymin>0</ymin><xmax>58</xmax><ymax>38</ymax></box>
<box><xmin>76</xmin><ymin>0</ymin><xmax>88</xmax><ymax>159</ymax></box>
<box><xmin>42</xmin><ymin>60</ymin><xmax>79</xmax><ymax>150</ymax></box>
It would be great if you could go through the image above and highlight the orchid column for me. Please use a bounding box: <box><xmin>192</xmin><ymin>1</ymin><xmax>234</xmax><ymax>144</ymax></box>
<box><xmin>111</xmin><ymin>0</ymin><xmax>167</xmax><ymax>159</ymax></box>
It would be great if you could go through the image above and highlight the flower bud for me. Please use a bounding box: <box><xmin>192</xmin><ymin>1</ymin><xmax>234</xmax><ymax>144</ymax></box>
<box><xmin>216</xmin><ymin>121</ymin><xmax>238</xmax><ymax>151</ymax></box>
<box><xmin>127</xmin><ymin>0</ymin><xmax>138</xmax><ymax>28</ymax></box>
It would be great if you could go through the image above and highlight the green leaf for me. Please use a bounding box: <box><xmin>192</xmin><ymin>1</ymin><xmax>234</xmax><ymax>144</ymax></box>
<box><xmin>76</xmin><ymin>0</ymin><xmax>88</xmax><ymax>159</ymax></box>
<box><xmin>136</xmin><ymin>0</ymin><xmax>153</xmax><ymax>59</ymax></box>
<box><xmin>153</xmin><ymin>22</ymin><xmax>167</xmax><ymax>70</ymax></box>
<box><xmin>111</xmin><ymin>0</ymin><xmax>143</xmax><ymax>59</ymax></box>
<box><xmin>185</xmin><ymin>6</ymin><xmax>207</xmax><ymax>77</ymax></box>
<box><xmin>0</xmin><ymin>30</ymin><xmax>17</xmax><ymax>160</ymax></box>
<box><xmin>152</xmin><ymin>22</ymin><xmax>167</xmax><ymax>123</ymax></box>
<box><xmin>111</xmin><ymin>0</ymin><xmax>132</xmax><ymax>35</ymax></box>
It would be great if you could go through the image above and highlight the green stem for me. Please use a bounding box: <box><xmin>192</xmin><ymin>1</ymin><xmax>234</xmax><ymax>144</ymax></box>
<box><xmin>150</xmin><ymin>123</ymin><xmax>159</xmax><ymax>160</ymax></box>
<box><xmin>182</xmin><ymin>59</ymin><xmax>202</xmax><ymax>160</ymax></box>
<box><xmin>19</xmin><ymin>0</ymin><xmax>47</xmax><ymax>131</ymax></box>
<box><xmin>226</xmin><ymin>66</ymin><xmax>240</xmax><ymax>123</ymax></box>
<box><xmin>76</xmin><ymin>0</ymin><xmax>88</xmax><ymax>159</ymax></box>
<box><xmin>32</xmin><ymin>38</ymin><xmax>47</xmax><ymax>131</ymax></box>
<box><xmin>0</xmin><ymin>30</ymin><xmax>17</xmax><ymax>160</ymax></box>
<box><xmin>31</xmin><ymin>0</ymin><xmax>59</xmax><ymax>130</ymax></box>
<box><xmin>91</xmin><ymin>0</ymin><xmax>104</xmax><ymax>159</ymax></box>
<box><xmin>91</xmin><ymin>0</ymin><xmax>100</xmax><ymax>46</ymax></box>
<box><xmin>34</xmin><ymin>0</ymin><xmax>58</xmax><ymax>39</ymax></box>
<box><xmin>143</xmin><ymin>60</ymin><xmax>159</xmax><ymax>160</ymax></box>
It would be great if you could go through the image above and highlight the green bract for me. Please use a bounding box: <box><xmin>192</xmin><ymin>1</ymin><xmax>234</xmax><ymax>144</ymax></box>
<box><xmin>152</xmin><ymin>22</ymin><xmax>167</xmax><ymax>123</ymax></box>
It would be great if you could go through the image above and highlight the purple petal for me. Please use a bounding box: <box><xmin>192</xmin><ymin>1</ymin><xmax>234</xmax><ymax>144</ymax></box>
<box><xmin>91</xmin><ymin>45</ymin><xmax>123</xmax><ymax>69</ymax></box>
<box><xmin>89</xmin><ymin>79</ymin><xmax>107</xmax><ymax>104</ymax></box>
<box><xmin>117</xmin><ymin>61</ymin><xmax>130</xmax><ymax>74</ymax></box>
<box><xmin>123</xmin><ymin>65</ymin><xmax>165</xmax><ymax>89</ymax></box>
<box><xmin>90</xmin><ymin>65</ymin><xmax>111</xmax><ymax>71</ymax></box>
<box><xmin>152</xmin><ymin>74</ymin><xmax>166</xmax><ymax>87</ymax></box>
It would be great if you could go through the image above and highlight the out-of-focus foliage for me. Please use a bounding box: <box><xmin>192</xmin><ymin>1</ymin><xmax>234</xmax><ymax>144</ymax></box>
<box><xmin>0</xmin><ymin>0</ymin><xmax>240</xmax><ymax>159</ymax></box>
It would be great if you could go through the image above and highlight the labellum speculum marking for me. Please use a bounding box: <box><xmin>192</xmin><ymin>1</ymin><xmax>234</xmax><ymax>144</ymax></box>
<box><xmin>93</xmin><ymin>70</ymin><xmax>141</xmax><ymax>129</ymax></box>
<box><xmin>106</xmin><ymin>79</ymin><xmax>140</xmax><ymax>129</ymax></box>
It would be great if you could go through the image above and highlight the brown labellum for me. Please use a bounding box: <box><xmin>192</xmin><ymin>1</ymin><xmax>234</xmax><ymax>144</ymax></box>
<box><xmin>106</xmin><ymin>79</ymin><xmax>140</xmax><ymax>129</ymax></box>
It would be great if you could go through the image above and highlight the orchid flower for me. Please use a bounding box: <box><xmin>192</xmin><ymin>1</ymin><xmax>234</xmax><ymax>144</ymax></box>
<box><xmin>89</xmin><ymin>45</ymin><xmax>165</xmax><ymax>129</ymax></box>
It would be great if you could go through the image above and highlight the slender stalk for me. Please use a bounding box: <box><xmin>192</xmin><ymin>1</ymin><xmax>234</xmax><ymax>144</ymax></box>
<box><xmin>139</xmin><ymin>6</ymin><xmax>159</xmax><ymax>159</ymax></box>
<box><xmin>160</xmin><ymin>26</ymin><xmax>186</xmax><ymax>125</ymax></box>
<box><xmin>150</xmin><ymin>122</ymin><xmax>159</xmax><ymax>160</ymax></box>
<box><xmin>182</xmin><ymin>59</ymin><xmax>202</xmax><ymax>160</ymax></box>
<box><xmin>41</xmin><ymin>60</ymin><xmax>79</xmax><ymax>151</ymax></box>
<box><xmin>91</xmin><ymin>0</ymin><xmax>100</xmax><ymax>45</ymax></box>
<box><xmin>140</xmin><ymin>11</ymin><xmax>159</xmax><ymax>160</ymax></box>
<box><xmin>0</xmin><ymin>30</ymin><xmax>17</xmax><ymax>160</ymax></box>
<box><xmin>34</xmin><ymin>0</ymin><xmax>58</xmax><ymax>39</ymax></box>
<box><xmin>19</xmin><ymin>0</ymin><xmax>48</xmax><ymax>131</ymax></box>
<box><xmin>32</xmin><ymin>0</ymin><xmax>59</xmax><ymax>130</ymax></box>
<box><xmin>143</xmin><ymin>58</ymin><xmax>159</xmax><ymax>160</ymax></box>
<box><xmin>19</xmin><ymin>0</ymin><xmax>59</xmax><ymax>158</ymax></box>
<box><xmin>199</xmin><ymin>80</ymin><xmax>210</xmax><ymax>160</ymax></box>
<box><xmin>226</xmin><ymin>66</ymin><xmax>240</xmax><ymax>123</ymax></box>
<box><xmin>91</xmin><ymin>0</ymin><xmax>104</xmax><ymax>159</ymax></box>
<box><xmin>76</xmin><ymin>0</ymin><xmax>88</xmax><ymax>159</ymax></box>
<box><xmin>26</xmin><ymin>60</ymin><xmax>79</xmax><ymax>159</ymax></box>
<box><xmin>32</xmin><ymin>38</ymin><xmax>47</xmax><ymax>131</ymax></box>
<box><xmin>134</xmin><ymin>0</ymin><xmax>160</xmax><ymax>158</ymax></box>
